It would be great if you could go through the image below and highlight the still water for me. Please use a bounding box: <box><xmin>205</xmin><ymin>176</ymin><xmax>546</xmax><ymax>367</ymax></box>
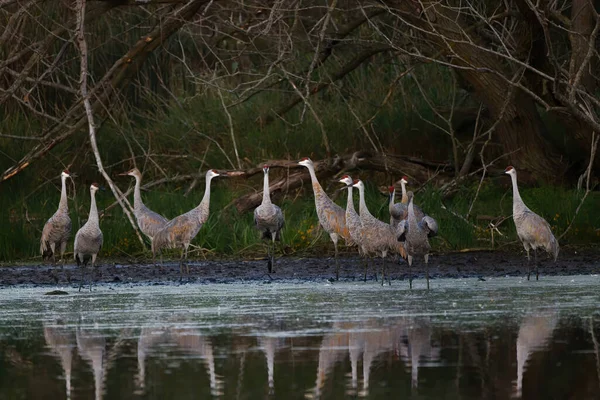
<box><xmin>0</xmin><ymin>276</ymin><xmax>599</xmax><ymax>399</ymax></box>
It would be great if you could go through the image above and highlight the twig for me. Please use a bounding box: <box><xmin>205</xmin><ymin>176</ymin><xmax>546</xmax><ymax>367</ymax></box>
<box><xmin>76</xmin><ymin>0</ymin><xmax>145</xmax><ymax>247</ymax></box>
<box><xmin>559</xmin><ymin>131</ymin><xmax>599</xmax><ymax>240</ymax></box>
<box><xmin>217</xmin><ymin>85</ymin><xmax>242</xmax><ymax>169</ymax></box>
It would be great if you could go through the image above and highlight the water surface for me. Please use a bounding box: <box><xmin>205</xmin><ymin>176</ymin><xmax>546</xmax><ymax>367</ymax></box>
<box><xmin>0</xmin><ymin>276</ymin><xmax>599</xmax><ymax>399</ymax></box>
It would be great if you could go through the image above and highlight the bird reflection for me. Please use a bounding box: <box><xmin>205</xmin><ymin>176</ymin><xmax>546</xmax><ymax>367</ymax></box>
<box><xmin>358</xmin><ymin>323</ymin><xmax>405</xmax><ymax>397</ymax></box>
<box><xmin>258</xmin><ymin>336</ymin><xmax>285</xmax><ymax>395</ymax></box>
<box><xmin>135</xmin><ymin>327</ymin><xmax>170</xmax><ymax>394</ymax></box>
<box><xmin>513</xmin><ymin>311</ymin><xmax>558</xmax><ymax>398</ymax></box>
<box><xmin>135</xmin><ymin>326</ymin><xmax>223</xmax><ymax>396</ymax></box>
<box><xmin>398</xmin><ymin>318</ymin><xmax>441</xmax><ymax>392</ymax></box>
<box><xmin>306</xmin><ymin>318</ymin><xmax>442</xmax><ymax>398</ymax></box>
<box><xmin>307</xmin><ymin>322</ymin><xmax>352</xmax><ymax>399</ymax></box>
<box><xmin>44</xmin><ymin>320</ymin><xmax>76</xmax><ymax>400</ymax></box>
<box><xmin>76</xmin><ymin>322</ymin><xmax>107</xmax><ymax>400</ymax></box>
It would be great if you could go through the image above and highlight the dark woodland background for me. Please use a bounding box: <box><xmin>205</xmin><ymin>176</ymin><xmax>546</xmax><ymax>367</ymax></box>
<box><xmin>1</xmin><ymin>0</ymin><xmax>599</xmax><ymax>260</ymax></box>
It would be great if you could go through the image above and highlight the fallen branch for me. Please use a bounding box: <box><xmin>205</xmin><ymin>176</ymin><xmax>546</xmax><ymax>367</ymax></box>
<box><xmin>226</xmin><ymin>151</ymin><xmax>452</xmax><ymax>213</ymax></box>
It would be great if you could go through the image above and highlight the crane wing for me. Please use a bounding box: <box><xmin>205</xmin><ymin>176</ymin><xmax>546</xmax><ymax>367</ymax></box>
<box><xmin>396</xmin><ymin>219</ymin><xmax>407</xmax><ymax>242</ymax></box>
<box><xmin>421</xmin><ymin>216</ymin><xmax>438</xmax><ymax>238</ymax></box>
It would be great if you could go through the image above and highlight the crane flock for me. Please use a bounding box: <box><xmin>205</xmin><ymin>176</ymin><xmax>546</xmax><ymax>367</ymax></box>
<box><xmin>39</xmin><ymin>160</ymin><xmax>559</xmax><ymax>290</ymax></box>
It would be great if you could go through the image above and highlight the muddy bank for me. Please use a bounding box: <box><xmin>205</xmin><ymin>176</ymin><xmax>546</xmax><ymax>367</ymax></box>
<box><xmin>0</xmin><ymin>248</ymin><xmax>598</xmax><ymax>288</ymax></box>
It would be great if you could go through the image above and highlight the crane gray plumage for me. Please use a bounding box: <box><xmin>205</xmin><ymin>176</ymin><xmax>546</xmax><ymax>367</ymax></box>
<box><xmin>339</xmin><ymin>175</ymin><xmax>370</xmax><ymax>280</ymax></box>
<box><xmin>353</xmin><ymin>179</ymin><xmax>407</xmax><ymax>285</ymax></box>
<box><xmin>396</xmin><ymin>191</ymin><xmax>438</xmax><ymax>289</ymax></box>
<box><xmin>388</xmin><ymin>177</ymin><xmax>424</xmax><ymax>229</ymax></box>
<box><xmin>74</xmin><ymin>183</ymin><xmax>103</xmax><ymax>291</ymax></box>
<box><xmin>152</xmin><ymin>169</ymin><xmax>221</xmax><ymax>278</ymax></box>
<box><xmin>40</xmin><ymin>170</ymin><xmax>72</xmax><ymax>264</ymax></box>
<box><xmin>299</xmin><ymin>158</ymin><xmax>353</xmax><ymax>280</ymax></box>
<box><xmin>254</xmin><ymin>165</ymin><xmax>285</xmax><ymax>273</ymax></box>
<box><xmin>505</xmin><ymin>166</ymin><xmax>559</xmax><ymax>280</ymax></box>
<box><xmin>120</xmin><ymin>168</ymin><xmax>168</xmax><ymax>241</ymax></box>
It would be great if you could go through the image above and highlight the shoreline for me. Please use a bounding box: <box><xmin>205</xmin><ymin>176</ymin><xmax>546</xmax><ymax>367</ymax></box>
<box><xmin>0</xmin><ymin>249</ymin><xmax>598</xmax><ymax>288</ymax></box>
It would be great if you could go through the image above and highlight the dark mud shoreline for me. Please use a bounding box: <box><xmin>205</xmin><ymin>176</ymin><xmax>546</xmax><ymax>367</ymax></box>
<box><xmin>1</xmin><ymin>249</ymin><xmax>598</xmax><ymax>288</ymax></box>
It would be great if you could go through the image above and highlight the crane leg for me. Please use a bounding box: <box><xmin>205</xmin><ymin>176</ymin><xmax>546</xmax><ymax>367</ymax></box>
<box><xmin>330</xmin><ymin>233</ymin><xmax>340</xmax><ymax>281</ymax></box>
<box><xmin>89</xmin><ymin>255</ymin><xmax>96</xmax><ymax>292</ymax></box>
<box><xmin>407</xmin><ymin>255</ymin><xmax>413</xmax><ymax>290</ymax></box>
<box><xmin>267</xmin><ymin>238</ymin><xmax>273</xmax><ymax>274</ymax></box>
<box><xmin>184</xmin><ymin>245</ymin><xmax>190</xmax><ymax>275</ymax></box>
<box><xmin>179</xmin><ymin>248</ymin><xmax>185</xmax><ymax>282</ymax></box>
<box><xmin>77</xmin><ymin>258</ymin><xmax>84</xmax><ymax>292</ymax></box>
<box><xmin>525</xmin><ymin>248</ymin><xmax>531</xmax><ymax>281</ymax></box>
<box><xmin>534</xmin><ymin>248</ymin><xmax>539</xmax><ymax>281</ymax></box>
<box><xmin>381</xmin><ymin>256</ymin><xmax>385</xmax><ymax>286</ymax></box>
<box><xmin>273</xmin><ymin>236</ymin><xmax>277</xmax><ymax>273</ymax></box>
<box><xmin>363</xmin><ymin>257</ymin><xmax>368</xmax><ymax>282</ymax></box>
<box><xmin>425</xmin><ymin>254</ymin><xmax>430</xmax><ymax>290</ymax></box>
<box><xmin>51</xmin><ymin>243</ymin><xmax>56</xmax><ymax>266</ymax></box>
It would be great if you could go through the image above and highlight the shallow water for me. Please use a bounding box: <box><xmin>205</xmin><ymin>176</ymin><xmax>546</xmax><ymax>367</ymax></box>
<box><xmin>0</xmin><ymin>276</ymin><xmax>599</xmax><ymax>399</ymax></box>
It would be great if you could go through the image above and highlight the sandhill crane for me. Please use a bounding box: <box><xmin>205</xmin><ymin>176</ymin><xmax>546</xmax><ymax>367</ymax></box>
<box><xmin>119</xmin><ymin>168</ymin><xmax>168</xmax><ymax>244</ymax></box>
<box><xmin>44</xmin><ymin>321</ymin><xmax>76</xmax><ymax>400</ymax></box>
<box><xmin>505</xmin><ymin>166</ymin><xmax>559</xmax><ymax>280</ymax></box>
<box><xmin>254</xmin><ymin>165</ymin><xmax>285</xmax><ymax>273</ymax></box>
<box><xmin>352</xmin><ymin>179</ymin><xmax>406</xmax><ymax>285</ymax></box>
<box><xmin>397</xmin><ymin>191</ymin><xmax>438</xmax><ymax>289</ymax></box>
<box><xmin>152</xmin><ymin>169</ymin><xmax>222</xmax><ymax>279</ymax></box>
<box><xmin>338</xmin><ymin>175</ymin><xmax>370</xmax><ymax>280</ymax></box>
<box><xmin>388</xmin><ymin>176</ymin><xmax>425</xmax><ymax>229</ymax></box>
<box><xmin>40</xmin><ymin>170</ymin><xmax>72</xmax><ymax>265</ymax></box>
<box><xmin>298</xmin><ymin>157</ymin><xmax>353</xmax><ymax>280</ymax></box>
<box><xmin>388</xmin><ymin>177</ymin><xmax>425</xmax><ymax>228</ymax></box>
<box><xmin>74</xmin><ymin>183</ymin><xmax>103</xmax><ymax>292</ymax></box>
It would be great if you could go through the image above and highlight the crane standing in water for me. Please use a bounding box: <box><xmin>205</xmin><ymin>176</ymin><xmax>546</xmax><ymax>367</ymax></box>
<box><xmin>352</xmin><ymin>179</ymin><xmax>406</xmax><ymax>285</ymax></box>
<box><xmin>254</xmin><ymin>165</ymin><xmax>285</xmax><ymax>273</ymax></box>
<box><xmin>397</xmin><ymin>191</ymin><xmax>438</xmax><ymax>289</ymax></box>
<box><xmin>74</xmin><ymin>183</ymin><xmax>103</xmax><ymax>291</ymax></box>
<box><xmin>152</xmin><ymin>169</ymin><xmax>222</xmax><ymax>279</ymax></box>
<box><xmin>40</xmin><ymin>170</ymin><xmax>72</xmax><ymax>265</ymax></box>
<box><xmin>119</xmin><ymin>168</ymin><xmax>168</xmax><ymax>245</ymax></box>
<box><xmin>298</xmin><ymin>157</ymin><xmax>353</xmax><ymax>280</ymax></box>
<box><xmin>505</xmin><ymin>166</ymin><xmax>559</xmax><ymax>280</ymax></box>
<box><xmin>338</xmin><ymin>175</ymin><xmax>369</xmax><ymax>280</ymax></box>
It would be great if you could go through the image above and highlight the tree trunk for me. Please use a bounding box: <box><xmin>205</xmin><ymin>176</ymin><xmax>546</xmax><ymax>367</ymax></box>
<box><xmin>388</xmin><ymin>0</ymin><xmax>567</xmax><ymax>181</ymax></box>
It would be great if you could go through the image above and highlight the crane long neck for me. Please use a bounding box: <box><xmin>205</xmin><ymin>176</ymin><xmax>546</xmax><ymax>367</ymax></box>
<box><xmin>510</xmin><ymin>172</ymin><xmax>525</xmax><ymax>212</ymax></box>
<box><xmin>357</xmin><ymin>185</ymin><xmax>371</xmax><ymax>217</ymax></box>
<box><xmin>306</xmin><ymin>164</ymin><xmax>324</xmax><ymax>194</ymax></box>
<box><xmin>408</xmin><ymin>197</ymin><xmax>416</xmax><ymax>225</ymax></box>
<box><xmin>262</xmin><ymin>171</ymin><xmax>271</xmax><ymax>204</ymax></box>
<box><xmin>346</xmin><ymin>185</ymin><xmax>355</xmax><ymax>212</ymax></box>
<box><xmin>133</xmin><ymin>174</ymin><xmax>143</xmax><ymax>210</ymax></box>
<box><xmin>389</xmin><ymin>188</ymin><xmax>395</xmax><ymax>212</ymax></box>
<box><xmin>89</xmin><ymin>190</ymin><xmax>99</xmax><ymax>226</ymax></box>
<box><xmin>59</xmin><ymin>175</ymin><xmax>69</xmax><ymax>211</ymax></box>
<box><xmin>400</xmin><ymin>182</ymin><xmax>408</xmax><ymax>204</ymax></box>
<box><xmin>197</xmin><ymin>176</ymin><xmax>213</xmax><ymax>221</ymax></box>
